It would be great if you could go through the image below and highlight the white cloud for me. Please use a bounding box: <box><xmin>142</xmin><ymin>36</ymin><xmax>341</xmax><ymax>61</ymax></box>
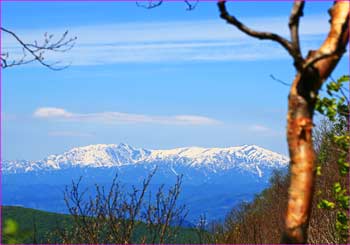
<box><xmin>249</xmin><ymin>124</ymin><xmax>271</xmax><ymax>132</ymax></box>
<box><xmin>33</xmin><ymin>107</ymin><xmax>220</xmax><ymax>126</ymax></box>
<box><xmin>34</xmin><ymin>107</ymin><xmax>72</xmax><ymax>118</ymax></box>
<box><xmin>2</xmin><ymin>15</ymin><xmax>334</xmax><ymax>65</ymax></box>
<box><xmin>248</xmin><ymin>124</ymin><xmax>284</xmax><ymax>136</ymax></box>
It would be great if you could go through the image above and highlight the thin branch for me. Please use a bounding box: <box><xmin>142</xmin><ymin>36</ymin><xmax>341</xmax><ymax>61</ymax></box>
<box><xmin>329</xmin><ymin>75</ymin><xmax>350</xmax><ymax>96</ymax></box>
<box><xmin>341</xmin><ymin>86</ymin><xmax>349</xmax><ymax>93</ymax></box>
<box><xmin>339</xmin><ymin>87</ymin><xmax>350</xmax><ymax>105</ymax></box>
<box><xmin>288</xmin><ymin>0</ymin><xmax>305</xmax><ymax>68</ymax></box>
<box><xmin>1</xmin><ymin>27</ymin><xmax>76</xmax><ymax>70</ymax></box>
<box><xmin>270</xmin><ymin>74</ymin><xmax>291</xmax><ymax>87</ymax></box>
<box><xmin>184</xmin><ymin>0</ymin><xmax>198</xmax><ymax>11</ymax></box>
<box><xmin>136</xmin><ymin>0</ymin><xmax>197</xmax><ymax>11</ymax></box>
<box><xmin>136</xmin><ymin>0</ymin><xmax>163</xmax><ymax>9</ymax></box>
<box><xmin>217</xmin><ymin>1</ymin><xmax>296</xmax><ymax>62</ymax></box>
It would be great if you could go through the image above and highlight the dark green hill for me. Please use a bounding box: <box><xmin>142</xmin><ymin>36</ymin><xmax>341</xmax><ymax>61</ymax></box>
<box><xmin>2</xmin><ymin>206</ymin><xmax>201</xmax><ymax>244</ymax></box>
<box><xmin>2</xmin><ymin>205</ymin><xmax>73</xmax><ymax>244</ymax></box>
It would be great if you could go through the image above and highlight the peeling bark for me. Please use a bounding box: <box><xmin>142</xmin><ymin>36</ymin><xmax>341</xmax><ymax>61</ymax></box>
<box><xmin>282</xmin><ymin>2</ymin><xmax>349</xmax><ymax>243</ymax></box>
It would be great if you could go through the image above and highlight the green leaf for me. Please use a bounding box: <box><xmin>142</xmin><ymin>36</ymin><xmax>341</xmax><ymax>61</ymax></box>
<box><xmin>333</xmin><ymin>182</ymin><xmax>342</xmax><ymax>193</ymax></box>
<box><xmin>337</xmin><ymin>75</ymin><xmax>350</xmax><ymax>83</ymax></box>
<box><xmin>336</xmin><ymin>211</ymin><xmax>348</xmax><ymax>224</ymax></box>
<box><xmin>4</xmin><ymin>219</ymin><xmax>18</xmax><ymax>235</ymax></box>
<box><xmin>318</xmin><ymin>199</ymin><xmax>335</xmax><ymax>209</ymax></box>
<box><xmin>316</xmin><ymin>165</ymin><xmax>322</xmax><ymax>176</ymax></box>
<box><xmin>327</xmin><ymin>81</ymin><xmax>341</xmax><ymax>93</ymax></box>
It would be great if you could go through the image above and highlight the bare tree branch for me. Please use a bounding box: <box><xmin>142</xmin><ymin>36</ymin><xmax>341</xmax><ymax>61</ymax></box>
<box><xmin>1</xmin><ymin>27</ymin><xmax>76</xmax><ymax>70</ymax></box>
<box><xmin>136</xmin><ymin>0</ymin><xmax>163</xmax><ymax>9</ymax></box>
<box><xmin>217</xmin><ymin>1</ymin><xmax>298</xmax><ymax>63</ymax></box>
<box><xmin>184</xmin><ymin>0</ymin><xmax>198</xmax><ymax>11</ymax></box>
<box><xmin>136</xmin><ymin>0</ymin><xmax>197</xmax><ymax>11</ymax></box>
<box><xmin>303</xmin><ymin>48</ymin><xmax>347</xmax><ymax>71</ymax></box>
<box><xmin>288</xmin><ymin>0</ymin><xmax>305</xmax><ymax>68</ymax></box>
<box><xmin>270</xmin><ymin>74</ymin><xmax>291</xmax><ymax>87</ymax></box>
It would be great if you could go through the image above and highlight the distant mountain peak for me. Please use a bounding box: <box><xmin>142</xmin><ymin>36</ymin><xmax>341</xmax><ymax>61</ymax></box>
<box><xmin>3</xmin><ymin>143</ymin><xmax>288</xmax><ymax>176</ymax></box>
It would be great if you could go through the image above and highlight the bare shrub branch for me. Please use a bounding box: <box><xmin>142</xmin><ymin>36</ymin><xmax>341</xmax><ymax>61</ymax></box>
<box><xmin>60</xmin><ymin>169</ymin><xmax>187</xmax><ymax>244</ymax></box>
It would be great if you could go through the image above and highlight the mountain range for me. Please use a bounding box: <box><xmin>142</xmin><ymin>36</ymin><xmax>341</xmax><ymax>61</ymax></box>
<box><xmin>3</xmin><ymin>143</ymin><xmax>288</xmax><ymax>175</ymax></box>
<box><xmin>3</xmin><ymin>143</ymin><xmax>289</xmax><ymax>222</ymax></box>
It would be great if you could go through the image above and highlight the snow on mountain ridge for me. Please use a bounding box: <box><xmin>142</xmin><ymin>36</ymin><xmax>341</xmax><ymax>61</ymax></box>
<box><xmin>148</xmin><ymin>144</ymin><xmax>287</xmax><ymax>168</ymax></box>
<box><xmin>3</xmin><ymin>143</ymin><xmax>289</xmax><ymax>174</ymax></box>
<box><xmin>44</xmin><ymin>143</ymin><xmax>151</xmax><ymax>168</ymax></box>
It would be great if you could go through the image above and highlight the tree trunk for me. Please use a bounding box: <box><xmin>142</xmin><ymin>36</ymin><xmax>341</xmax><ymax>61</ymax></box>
<box><xmin>282</xmin><ymin>2</ymin><xmax>349</xmax><ymax>243</ymax></box>
<box><xmin>217</xmin><ymin>1</ymin><xmax>349</xmax><ymax>242</ymax></box>
<box><xmin>282</xmin><ymin>70</ymin><xmax>318</xmax><ymax>243</ymax></box>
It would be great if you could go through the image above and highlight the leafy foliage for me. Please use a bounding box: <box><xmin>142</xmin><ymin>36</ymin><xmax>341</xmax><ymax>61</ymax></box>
<box><xmin>315</xmin><ymin>75</ymin><xmax>350</xmax><ymax>243</ymax></box>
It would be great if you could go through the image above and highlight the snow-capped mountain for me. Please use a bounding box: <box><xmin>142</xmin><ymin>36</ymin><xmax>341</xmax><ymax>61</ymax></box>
<box><xmin>3</xmin><ymin>143</ymin><xmax>289</xmax><ymax>221</ymax></box>
<box><xmin>3</xmin><ymin>143</ymin><xmax>288</xmax><ymax>176</ymax></box>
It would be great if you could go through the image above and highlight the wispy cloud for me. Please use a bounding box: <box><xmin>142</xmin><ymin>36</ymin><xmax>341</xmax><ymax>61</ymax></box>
<box><xmin>33</xmin><ymin>107</ymin><xmax>220</xmax><ymax>126</ymax></box>
<box><xmin>34</xmin><ymin>107</ymin><xmax>72</xmax><ymax>118</ymax></box>
<box><xmin>248</xmin><ymin>124</ymin><xmax>283</xmax><ymax>136</ymax></box>
<box><xmin>249</xmin><ymin>124</ymin><xmax>271</xmax><ymax>132</ymax></box>
<box><xmin>2</xmin><ymin>15</ymin><xmax>334</xmax><ymax>65</ymax></box>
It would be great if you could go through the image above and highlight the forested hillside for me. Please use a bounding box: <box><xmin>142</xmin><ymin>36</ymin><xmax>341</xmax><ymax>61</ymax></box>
<box><xmin>207</xmin><ymin>117</ymin><xmax>349</xmax><ymax>244</ymax></box>
<box><xmin>2</xmin><ymin>206</ymin><xmax>201</xmax><ymax>244</ymax></box>
<box><xmin>2</xmin><ymin>206</ymin><xmax>73</xmax><ymax>244</ymax></box>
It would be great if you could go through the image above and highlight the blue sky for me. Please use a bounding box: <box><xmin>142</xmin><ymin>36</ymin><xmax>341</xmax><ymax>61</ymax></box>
<box><xmin>2</xmin><ymin>1</ymin><xmax>349</xmax><ymax>160</ymax></box>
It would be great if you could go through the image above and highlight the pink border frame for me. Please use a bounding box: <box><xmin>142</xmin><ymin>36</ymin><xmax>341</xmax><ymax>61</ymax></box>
<box><xmin>0</xmin><ymin>0</ymin><xmax>349</xmax><ymax>245</ymax></box>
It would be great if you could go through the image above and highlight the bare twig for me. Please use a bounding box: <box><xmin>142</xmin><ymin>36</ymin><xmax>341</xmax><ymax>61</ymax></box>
<box><xmin>1</xmin><ymin>27</ymin><xmax>76</xmax><ymax>70</ymax></box>
<box><xmin>270</xmin><ymin>74</ymin><xmax>291</xmax><ymax>87</ymax></box>
<box><xmin>136</xmin><ymin>0</ymin><xmax>163</xmax><ymax>9</ymax></box>
<box><xmin>184</xmin><ymin>0</ymin><xmax>198</xmax><ymax>11</ymax></box>
<box><xmin>136</xmin><ymin>0</ymin><xmax>197</xmax><ymax>11</ymax></box>
<box><xmin>61</xmin><ymin>169</ymin><xmax>187</xmax><ymax>244</ymax></box>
